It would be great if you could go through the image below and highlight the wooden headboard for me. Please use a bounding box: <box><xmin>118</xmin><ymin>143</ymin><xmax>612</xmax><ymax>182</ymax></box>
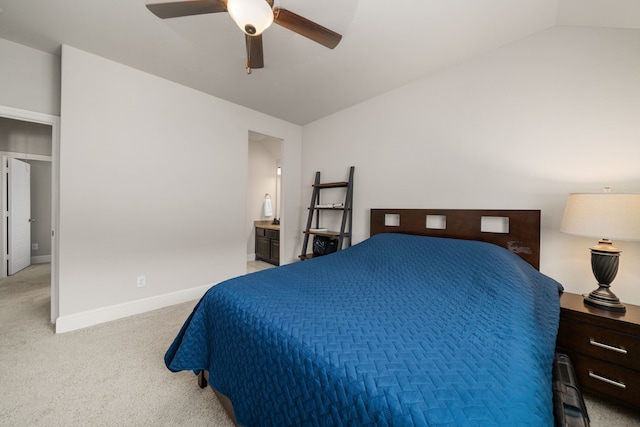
<box><xmin>370</xmin><ymin>209</ymin><xmax>541</xmax><ymax>269</ymax></box>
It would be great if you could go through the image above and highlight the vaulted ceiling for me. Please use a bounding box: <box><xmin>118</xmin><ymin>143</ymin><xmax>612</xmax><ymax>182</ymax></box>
<box><xmin>0</xmin><ymin>0</ymin><xmax>638</xmax><ymax>124</ymax></box>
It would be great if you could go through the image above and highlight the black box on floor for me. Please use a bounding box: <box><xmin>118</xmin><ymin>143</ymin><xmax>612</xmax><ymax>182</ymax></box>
<box><xmin>553</xmin><ymin>352</ymin><xmax>590</xmax><ymax>427</ymax></box>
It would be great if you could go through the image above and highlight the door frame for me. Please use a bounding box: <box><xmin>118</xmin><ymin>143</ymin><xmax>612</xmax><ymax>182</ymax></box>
<box><xmin>0</xmin><ymin>105</ymin><xmax>60</xmax><ymax>324</ymax></box>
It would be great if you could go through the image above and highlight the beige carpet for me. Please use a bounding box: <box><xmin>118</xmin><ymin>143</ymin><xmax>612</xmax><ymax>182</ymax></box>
<box><xmin>0</xmin><ymin>264</ymin><xmax>233</xmax><ymax>426</ymax></box>
<box><xmin>2</xmin><ymin>263</ymin><xmax>639</xmax><ymax>426</ymax></box>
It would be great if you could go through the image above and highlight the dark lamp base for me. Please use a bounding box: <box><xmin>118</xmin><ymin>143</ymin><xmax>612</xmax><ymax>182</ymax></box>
<box><xmin>584</xmin><ymin>241</ymin><xmax>625</xmax><ymax>312</ymax></box>
<box><xmin>584</xmin><ymin>287</ymin><xmax>626</xmax><ymax>312</ymax></box>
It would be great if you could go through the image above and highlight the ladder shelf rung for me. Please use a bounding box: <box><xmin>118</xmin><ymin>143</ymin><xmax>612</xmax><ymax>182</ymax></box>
<box><xmin>313</xmin><ymin>182</ymin><xmax>349</xmax><ymax>189</ymax></box>
<box><xmin>308</xmin><ymin>207</ymin><xmax>346</xmax><ymax>211</ymax></box>
<box><xmin>303</xmin><ymin>230</ymin><xmax>346</xmax><ymax>238</ymax></box>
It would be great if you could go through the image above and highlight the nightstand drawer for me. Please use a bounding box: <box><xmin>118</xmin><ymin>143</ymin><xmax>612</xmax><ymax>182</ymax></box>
<box><xmin>568</xmin><ymin>352</ymin><xmax>640</xmax><ymax>408</ymax></box>
<box><xmin>557</xmin><ymin>318</ymin><xmax>640</xmax><ymax>371</ymax></box>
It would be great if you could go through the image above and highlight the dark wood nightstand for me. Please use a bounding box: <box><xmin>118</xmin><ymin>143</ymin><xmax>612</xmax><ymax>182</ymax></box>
<box><xmin>556</xmin><ymin>292</ymin><xmax>640</xmax><ymax>411</ymax></box>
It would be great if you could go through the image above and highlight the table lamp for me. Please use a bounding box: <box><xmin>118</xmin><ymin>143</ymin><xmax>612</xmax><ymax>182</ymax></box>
<box><xmin>560</xmin><ymin>190</ymin><xmax>640</xmax><ymax>312</ymax></box>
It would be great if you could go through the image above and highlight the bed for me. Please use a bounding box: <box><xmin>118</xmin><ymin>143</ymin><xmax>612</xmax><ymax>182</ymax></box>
<box><xmin>165</xmin><ymin>209</ymin><xmax>563</xmax><ymax>426</ymax></box>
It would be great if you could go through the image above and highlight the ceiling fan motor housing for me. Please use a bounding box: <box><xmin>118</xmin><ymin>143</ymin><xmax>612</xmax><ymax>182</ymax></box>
<box><xmin>227</xmin><ymin>0</ymin><xmax>274</xmax><ymax>36</ymax></box>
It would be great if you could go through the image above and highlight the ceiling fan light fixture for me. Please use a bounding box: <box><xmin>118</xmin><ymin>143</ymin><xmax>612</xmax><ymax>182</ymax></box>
<box><xmin>227</xmin><ymin>0</ymin><xmax>274</xmax><ymax>36</ymax></box>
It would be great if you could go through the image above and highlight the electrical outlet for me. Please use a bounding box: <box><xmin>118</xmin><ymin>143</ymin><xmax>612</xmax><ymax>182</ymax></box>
<box><xmin>31</xmin><ymin>243</ymin><xmax>39</xmax><ymax>251</ymax></box>
<box><xmin>136</xmin><ymin>275</ymin><xmax>146</xmax><ymax>288</ymax></box>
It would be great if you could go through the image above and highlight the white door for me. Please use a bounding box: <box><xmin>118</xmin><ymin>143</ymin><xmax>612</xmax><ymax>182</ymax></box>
<box><xmin>8</xmin><ymin>157</ymin><xmax>31</xmax><ymax>275</ymax></box>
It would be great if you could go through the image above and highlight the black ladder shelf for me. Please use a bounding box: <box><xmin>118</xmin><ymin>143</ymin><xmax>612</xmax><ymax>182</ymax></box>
<box><xmin>299</xmin><ymin>166</ymin><xmax>354</xmax><ymax>260</ymax></box>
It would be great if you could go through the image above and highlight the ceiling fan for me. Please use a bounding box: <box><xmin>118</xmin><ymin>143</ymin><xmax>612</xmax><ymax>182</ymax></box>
<box><xmin>146</xmin><ymin>0</ymin><xmax>342</xmax><ymax>73</ymax></box>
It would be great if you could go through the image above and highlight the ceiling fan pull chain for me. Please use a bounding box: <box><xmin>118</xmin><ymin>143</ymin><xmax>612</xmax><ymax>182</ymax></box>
<box><xmin>246</xmin><ymin>37</ymin><xmax>253</xmax><ymax>74</ymax></box>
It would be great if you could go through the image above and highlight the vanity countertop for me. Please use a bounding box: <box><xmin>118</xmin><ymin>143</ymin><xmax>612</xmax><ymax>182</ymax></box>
<box><xmin>254</xmin><ymin>220</ymin><xmax>280</xmax><ymax>231</ymax></box>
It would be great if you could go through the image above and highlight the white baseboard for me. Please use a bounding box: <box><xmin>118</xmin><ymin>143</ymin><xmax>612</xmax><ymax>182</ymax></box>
<box><xmin>31</xmin><ymin>255</ymin><xmax>51</xmax><ymax>264</ymax></box>
<box><xmin>55</xmin><ymin>284</ymin><xmax>213</xmax><ymax>334</ymax></box>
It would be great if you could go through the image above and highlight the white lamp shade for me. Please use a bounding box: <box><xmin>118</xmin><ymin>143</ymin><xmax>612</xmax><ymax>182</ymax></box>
<box><xmin>227</xmin><ymin>0</ymin><xmax>274</xmax><ymax>36</ymax></box>
<box><xmin>560</xmin><ymin>193</ymin><xmax>640</xmax><ymax>241</ymax></box>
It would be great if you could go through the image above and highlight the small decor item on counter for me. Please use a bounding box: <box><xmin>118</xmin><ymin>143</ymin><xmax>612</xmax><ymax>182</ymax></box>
<box><xmin>313</xmin><ymin>235</ymin><xmax>338</xmax><ymax>257</ymax></box>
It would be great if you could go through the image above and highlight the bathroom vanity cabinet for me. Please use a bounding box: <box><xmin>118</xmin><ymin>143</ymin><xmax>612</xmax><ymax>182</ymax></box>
<box><xmin>255</xmin><ymin>224</ymin><xmax>279</xmax><ymax>266</ymax></box>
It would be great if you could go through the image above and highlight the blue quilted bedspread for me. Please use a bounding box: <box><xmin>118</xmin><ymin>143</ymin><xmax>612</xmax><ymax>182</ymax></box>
<box><xmin>165</xmin><ymin>233</ymin><xmax>562</xmax><ymax>426</ymax></box>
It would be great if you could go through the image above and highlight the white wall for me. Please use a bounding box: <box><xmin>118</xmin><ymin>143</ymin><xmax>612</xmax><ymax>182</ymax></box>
<box><xmin>57</xmin><ymin>45</ymin><xmax>301</xmax><ymax>331</ymax></box>
<box><xmin>0</xmin><ymin>38</ymin><xmax>61</xmax><ymax>116</ymax></box>
<box><xmin>0</xmin><ymin>117</ymin><xmax>53</xmax><ymax>156</ymax></box>
<box><xmin>302</xmin><ymin>26</ymin><xmax>640</xmax><ymax>305</ymax></box>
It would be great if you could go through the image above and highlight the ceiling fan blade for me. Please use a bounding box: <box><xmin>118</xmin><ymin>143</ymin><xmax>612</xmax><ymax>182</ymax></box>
<box><xmin>245</xmin><ymin>34</ymin><xmax>265</xmax><ymax>70</ymax></box>
<box><xmin>273</xmin><ymin>8</ymin><xmax>342</xmax><ymax>49</ymax></box>
<box><xmin>146</xmin><ymin>0</ymin><xmax>226</xmax><ymax>19</ymax></box>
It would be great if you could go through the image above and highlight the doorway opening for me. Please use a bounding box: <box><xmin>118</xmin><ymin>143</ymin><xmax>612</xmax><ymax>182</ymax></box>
<box><xmin>2</xmin><ymin>156</ymin><xmax>52</xmax><ymax>276</ymax></box>
<box><xmin>247</xmin><ymin>131</ymin><xmax>282</xmax><ymax>270</ymax></box>
<box><xmin>0</xmin><ymin>106</ymin><xmax>59</xmax><ymax>324</ymax></box>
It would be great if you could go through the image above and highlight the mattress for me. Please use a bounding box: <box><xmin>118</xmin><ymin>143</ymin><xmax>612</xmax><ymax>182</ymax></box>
<box><xmin>165</xmin><ymin>233</ymin><xmax>562</xmax><ymax>426</ymax></box>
